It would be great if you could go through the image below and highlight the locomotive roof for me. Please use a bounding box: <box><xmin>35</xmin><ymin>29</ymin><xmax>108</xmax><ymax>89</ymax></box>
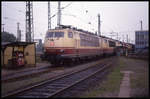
<box><xmin>52</xmin><ymin>25</ymin><xmax>130</xmax><ymax>44</ymax></box>
<box><xmin>55</xmin><ymin>25</ymin><xmax>114</xmax><ymax>39</ymax></box>
<box><xmin>55</xmin><ymin>25</ymin><xmax>97</xmax><ymax>36</ymax></box>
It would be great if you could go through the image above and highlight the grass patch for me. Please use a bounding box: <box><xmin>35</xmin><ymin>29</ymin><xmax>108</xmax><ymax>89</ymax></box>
<box><xmin>100</xmin><ymin>67</ymin><xmax>123</xmax><ymax>92</ymax></box>
<box><xmin>81</xmin><ymin>56</ymin><xmax>125</xmax><ymax>97</ymax></box>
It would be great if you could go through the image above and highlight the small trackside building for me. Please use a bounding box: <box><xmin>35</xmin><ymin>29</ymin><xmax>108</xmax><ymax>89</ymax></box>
<box><xmin>1</xmin><ymin>42</ymin><xmax>36</xmax><ymax>68</ymax></box>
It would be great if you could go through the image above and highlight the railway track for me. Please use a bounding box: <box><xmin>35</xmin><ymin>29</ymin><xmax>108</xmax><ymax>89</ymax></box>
<box><xmin>2</xmin><ymin>65</ymin><xmax>51</xmax><ymax>82</ymax></box>
<box><xmin>2</xmin><ymin>59</ymin><xmax>96</xmax><ymax>83</ymax></box>
<box><xmin>2</xmin><ymin>56</ymin><xmax>109</xmax><ymax>83</ymax></box>
<box><xmin>2</xmin><ymin>61</ymin><xmax>113</xmax><ymax>98</ymax></box>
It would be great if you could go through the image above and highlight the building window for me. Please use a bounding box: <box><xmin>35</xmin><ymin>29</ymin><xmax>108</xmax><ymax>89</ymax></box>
<box><xmin>141</xmin><ymin>35</ymin><xmax>144</xmax><ymax>39</ymax></box>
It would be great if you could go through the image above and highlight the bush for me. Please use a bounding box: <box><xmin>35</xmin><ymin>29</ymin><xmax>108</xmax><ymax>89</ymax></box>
<box><xmin>1</xmin><ymin>31</ymin><xmax>16</xmax><ymax>42</ymax></box>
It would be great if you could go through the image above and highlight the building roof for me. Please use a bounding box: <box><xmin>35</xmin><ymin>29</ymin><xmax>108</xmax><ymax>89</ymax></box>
<box><xmin>2</xmin><ymin>41</ymin><xmax>36</xmax><ymax>47</ymax></box>
<box><xmin>135</xmin><ymin>30</ymin><xmax>149</xmax><ymax>32</ymax></box>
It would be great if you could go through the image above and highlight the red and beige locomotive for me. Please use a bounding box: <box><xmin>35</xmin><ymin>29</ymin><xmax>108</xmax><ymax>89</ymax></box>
<box><xmin>41</xmin><ymin>25</ymin><xmax>119</xmax><ymax>65</ymax></box>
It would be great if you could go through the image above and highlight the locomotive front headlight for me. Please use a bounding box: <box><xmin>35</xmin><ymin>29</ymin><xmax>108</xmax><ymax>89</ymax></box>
<box><xmin>60</xmin><ymin>49</ymin><xmax>64</xmax><ymax>53</ymax></box>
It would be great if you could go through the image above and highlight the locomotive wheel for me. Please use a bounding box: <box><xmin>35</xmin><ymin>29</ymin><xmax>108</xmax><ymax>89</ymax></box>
<box><xmin>61</xmin><ymin>59</ymin><xmax>70</xmax><ymax>66</ymax></box>
<box><xmin>64</xmin><ymin>59</ymin><xmax>73</xmax><ymax>66</ymax></box>
<box><xmin>80</xmin><ymin>58</ymin><xmax>86</xmax><ymax>64</ymax></box>
<box><xmin>75</xmin><ymin>58</ymin><xmax>80</xmax><ymax>65</ymax></box>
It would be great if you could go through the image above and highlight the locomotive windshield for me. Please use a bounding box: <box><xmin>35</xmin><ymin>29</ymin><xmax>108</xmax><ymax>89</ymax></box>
<box><xmin>55</xmin><ymin>32</ymin><xmax>64</xmax><ymax>37</ymax></box>
<box><xmin>46</xmin><ymin>32</ymin><xmax>54</xmax><ymax>38</ymax></box>
<box><xmin>46</xmin><ymin>32</ymin><xmax>64</xmax><ymax>38</ymax></box>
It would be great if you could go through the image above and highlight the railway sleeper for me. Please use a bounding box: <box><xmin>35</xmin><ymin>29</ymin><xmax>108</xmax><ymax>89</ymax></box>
<box><xmin>51</xmin><ymin>82</ymin><xmax>70</xmax><ymax>85</ymax></box>
<box><xmin>54</xmin><ymin>80</ymin><xmax>73</xmax><ymax>84</ymax></box>
<box><xmin>48</xmin><ymin>83</ymin><xmax>68</xmax><ymax>87</ymax></box>
<box><xmin>46</xmin><ymin>87</ymin><xmax>63</xmax><ymax>91</ymax></box>
<box><xmin>33</xmin><ymin>89</ymin><xmax>56</xmax><ymax>93</ymax></box>
<box><xmin>17</xmin><ymin>93</ymin><xmax>45</xmax><ymax>97</ymax></box>
<box><xmin>48</xmin><ymin>83</ymin><xmax>68</xmax><ymax>86</ymax></box>
<box><xmin>47</xmin><ymin>86</ymin><xmax>67</xmax><ymax>90</ymax></box>
<box><xmin>17</xmin><ymin>95</ymin><xmax>42</xmax><ymax>98</ymax></box>
<box><xmin>24</xmin><ymin>91</ymin><xmax>54</xmax><ymax>97</ymax></box>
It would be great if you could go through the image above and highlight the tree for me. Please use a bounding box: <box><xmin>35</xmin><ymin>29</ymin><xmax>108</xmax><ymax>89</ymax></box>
<box><xmin>1</xmin><ymin>31</ymin><xmax>16</xmax><ymax>42</ymax></box>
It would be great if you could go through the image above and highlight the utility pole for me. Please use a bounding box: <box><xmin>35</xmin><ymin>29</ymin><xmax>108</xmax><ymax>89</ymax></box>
<box><xmin>122</xmin><ymin>34</ymin><xmax>124</xmax><ymax>42</ymax></box>
<box><xmin>26</xmin><ymin>1</ymin><xmax>34</xmax><ymax>42</ymax></box>
<box><xmin>140</xmin><ymin>20</ymin><xmax>143</xmax><ymax>31</ymax></box>
<box><xmin>57</xmin><ymin>1</ymin><xmax>61</xmax><ymax>27</ymax></box>
<box><xmin>17</xmin><ymin>22</ymin><xmax>21</xmax><ymax>41</ymax></box>
<box><xmin>48</xmin><ymin>1</ymin><xmax>51</xmax><ymax>29</ymax></box>
<box><xmin>128</xmin><ymin>38</ymin><xmax>130</xmax><ymax>43</ymax></box>
<box><xmin>2</xmin><ymin>24</ymin><xmax>5</xmax><ymax>32</ymax></box>
<box><xmin>98</xmin><ymin>13</ymin><xmax>101</xmax><ymax>36</ymax></box>
<box><xmin>116</xmin><ymin>32</ymin><xmax>118</xmax><ymax>40</ymax></box>
<box><xmin>126</xmin><ymin>34</ymin><xmax>128</xmax><ymax>43</ymax></box>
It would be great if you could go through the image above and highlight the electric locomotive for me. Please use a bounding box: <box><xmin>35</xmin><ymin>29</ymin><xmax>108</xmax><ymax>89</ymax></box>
<box><xmin>41</xmin><ymin>25</ymin><xmax>116</xmax><ymax>65</ymax></box>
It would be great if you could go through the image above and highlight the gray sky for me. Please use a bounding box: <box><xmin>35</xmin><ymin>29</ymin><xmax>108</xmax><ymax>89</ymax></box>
<box><xmin>1</xmin><ymin>1</ymin><xmax>149</xmax><ymax>44</ymax></box>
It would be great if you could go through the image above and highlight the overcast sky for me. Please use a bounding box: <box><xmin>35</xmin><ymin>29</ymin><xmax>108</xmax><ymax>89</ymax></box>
<box><xmin>1</xmin><ymin>1</ymin><xmax>149</xmax><ymax>44</ymax></box>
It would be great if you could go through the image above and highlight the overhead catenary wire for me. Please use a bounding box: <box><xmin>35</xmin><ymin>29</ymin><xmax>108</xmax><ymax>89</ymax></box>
<box><xmin>61</xmin><ymin>2</ymin><xmax>72</xmax><ymax>10</ymax></box>
<box><xmin>2</xmin><ymin>2</ymin><xmax>136</xmax><ymax>44</ymax></box>
<box><xmin>3</xmin><ymin>3</ymin><xmax>25</xmax><ymax>15</ymax></box>
<box><xmin>47</xmin><ymin>2</ymin><xmax>73</xmax><ymax>27</ymax></box>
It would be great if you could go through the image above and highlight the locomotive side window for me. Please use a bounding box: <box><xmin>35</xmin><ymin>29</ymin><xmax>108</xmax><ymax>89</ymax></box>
<box><xmin>55</xmin><ymin>32</ymin><xmax>64</xmax><ymax>38</ymax></box>
<box><xmin>109</xmin><ymin>41</ymin><xmax>116</xmax><ymax>47</ymax></box>
<box><xmin>68</xmin><ymin>32</ymin><xmax>73</xmax><ymax>38</ymax></box>
<box><xmin>79</xmin><ymin>33</ymin><xmax>99</xmax><ymax>47</ymax></box>
<box><xmin>104</xmin><ymin>39</ymin><xmax>107</xmax><ymax>43</ymax></box>
<box><xmin>46</xmin><ymin>32</ymin><xmax>64</xmax><ymax>38</ymax></box>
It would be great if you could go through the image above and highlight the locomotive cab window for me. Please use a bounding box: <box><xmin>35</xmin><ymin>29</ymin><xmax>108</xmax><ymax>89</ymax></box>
<box><xmin>55</xmin><ymin>32</ymin><xmax>64</xmax><ymax>38</ymax></box>
<box><xmin>46</xmin><ymin>32</ymin><xmax>54</xmax><ymax>38</ymax></box>
<box><xmin>109</xmin><ymin>41</ymin><xmax>116</xmax><ymax>47</ymax></box>
<box><xmin>46</xmin><ymin>32</ymin><xmax>64</xmax><ymax>38</ymax></box>
<box><xmin>68</xmin><ymin>32</ymin><xmax>73</xmax><ymax>38</ymax></box>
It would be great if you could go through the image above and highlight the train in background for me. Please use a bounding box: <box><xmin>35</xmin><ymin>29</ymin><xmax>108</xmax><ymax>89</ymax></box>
<box><xmin>41</xmin><ymin>25</ymin><xmax>134</xmax><ymax>65</ymax></box>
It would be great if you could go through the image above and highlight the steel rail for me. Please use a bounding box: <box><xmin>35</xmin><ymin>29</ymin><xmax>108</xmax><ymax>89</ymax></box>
<box><xmin>49</xmin><ymin>62</ymin><xmax>112</xmax><ymax>98</ymax></box>
<box><xmin>2</xmin><ymin>66</ymin><xmax>51</xmax><ymax>82</ymax></box>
